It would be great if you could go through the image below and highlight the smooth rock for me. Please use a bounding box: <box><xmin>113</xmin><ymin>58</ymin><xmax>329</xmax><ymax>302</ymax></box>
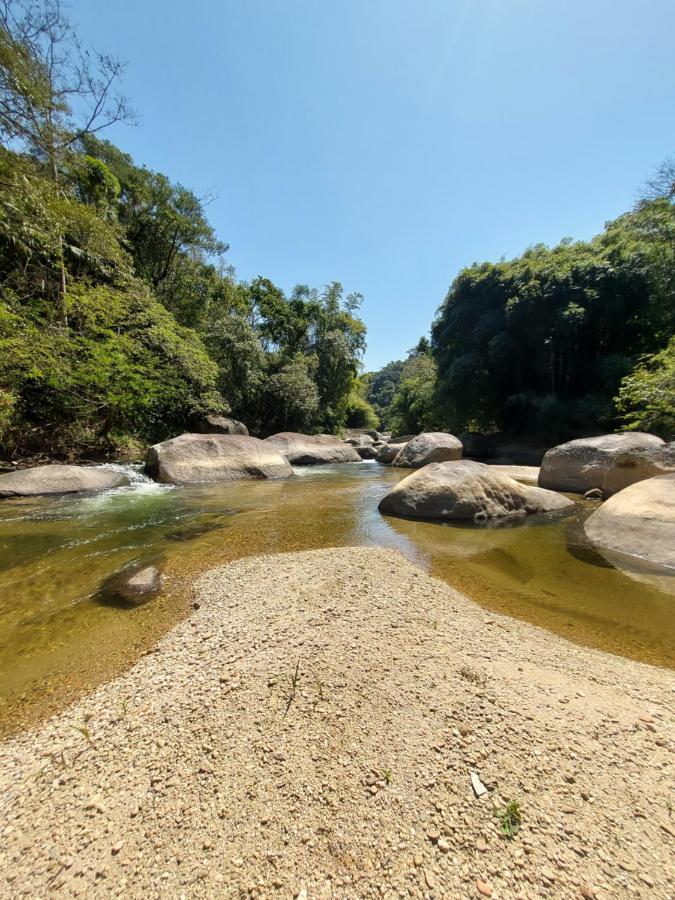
<box><xmin>145</xmin><ymin>434</ymin><xmax>293</xmax><ymax>484</ymax></box>
<box><xmin>375</xmin><ymin>442</ymin><xmax>408</xmax><ymax>464</ymax></box>
<box><xmin>392</xmin><ymin>432</ymin><xmax>463</xmax><ymax>468</ymax></box>
<box><xmin>0</xmin><ymin>465</ymin><xmax>128</xmax><ymax>498</ymax></box>
<box><xmin>194</xmin><ymin>415</ymin><xmax>249</xmax><ymax>436</ymax></box>
<box><xmin>264</xmin><ymin>433</ymin><xmax>360</xmax><ymax>465</ymax></box>
<box><xmin>379</xmin><ymin>460</ymin><xmax>573</xmax><ymax>521</ymax></box>
<box><xmin>584</xmin><ymin>473</ymin><xmax>675</xmax><ymax>571</ymax></box>
<box><xmin>538</xmin><ymin>433</ymin><xmax>664</xmax><ymax>494</ymax></box>
<box><xmin>602</xmin><ymin>442</ymin><xmax>675</xmax><ymax>496</ymax></box>
<box><xmin>107</xmin><ymin>565</ymin><xmax>162</xmax><ymax>606</ymax></box>
<box><xmin>486</xmin><ymin>464</ymin><xmax>540</xmax><ymax>486</ymax></box>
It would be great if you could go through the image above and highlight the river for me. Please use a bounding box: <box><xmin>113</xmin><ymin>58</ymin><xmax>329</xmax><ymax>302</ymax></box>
<box><xmin>0</xmin><ymin>460</ymin><xmax>673</xmax><ymax>736</ymax></box>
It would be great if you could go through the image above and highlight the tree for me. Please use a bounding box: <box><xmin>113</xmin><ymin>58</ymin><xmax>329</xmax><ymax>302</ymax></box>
<box><xmin>389</xmin><ymin>341</ymin><xmax>439</xmax><ymax>435</ymax></box>
<box><xmin>615</xmin><ymin>337</ymin><xmax>675</xmax><ymax>440</ymax></box>
<box><xmin>0</xmin><ymin>0</ymin><xmax>133</xmax><ymax>321</ymax></box>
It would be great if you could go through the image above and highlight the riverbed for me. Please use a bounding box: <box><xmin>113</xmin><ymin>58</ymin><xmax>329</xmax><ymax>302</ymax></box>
<box><xmin>0</xmin><ymin>460</ymin><xmax>673</xmax><ymax>736</ymax></box>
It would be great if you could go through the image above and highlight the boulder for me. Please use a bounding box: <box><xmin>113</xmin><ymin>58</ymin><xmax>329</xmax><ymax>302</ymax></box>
<box><xmin>355</xmin><ymin>445</ymin><xmax>378</xmax><ymax>460</ymax></box>
<box><xmin>345</xmin><ymin>434</ymin><xmax>375</xmax><ymax>447</ymax></box>
<box><xmin>389</xmin><ymin>433</ymin><xmax>416</xmax><ymax>445</ymax></box>
<box><xmin>0</xmin><ymin>464</ymin><xmax>129</xmax><ymax>498</ymax></box>
<box><xmin>379</xmin><ymin>460</ymin><xmax>574</xmax><ymax>521</ymax></box>
<box><xmin>264</xmin><ymin>433</ymin><xmax>360</xmax><ymax>465</ymax></box>
<box><xmin>145</xmin><ymin>434</ymin><xmax>293</xmax><ymax>484</ymax></box>
<box><xmin>393</xmin><ymin>432</ymin><xmax>463</xmax><ymax>468</ymax></box>
<box><xmin>194</xmin><ymin>415</ymin><xmax>249</xmax><ymax>436</ymax></box>
<box><xmin>459</xmin><ymin>432</ymin><xmax>491</xmax><ymax>458</ymax></box>
<box><xmin>106</xmin><ymin>564</ymin><xmax>163</xmax><ymax>606</ymax></box>
<box><xmin>376</xmin><ymin>442</ymin><xmax>408</xmax><ymax>464</ymax></box>
<box><xmin>487</xmin><ymin>464</ymin><xmax>540</xmax><ymax>486</ymax></box>
<box><xmin>602</xmin><ymin>442</ymin><xmax>675</xmax><ymax>496</ymax></box>
<box><xmin>584</xmin><ymin>473</ymin><xmax>675</xmax><ymax>571</ymax></box>
<box><xmin>538</xmin><ymin>433</ymin><xmax>664</xmax><ymax>494</ymax></box>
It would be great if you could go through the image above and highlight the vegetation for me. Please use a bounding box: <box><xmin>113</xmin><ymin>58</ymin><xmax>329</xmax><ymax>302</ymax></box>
<box><xmin>494</xmin><ymin>799</ymin><xmax>522</xmax><ymax>840</ymax></box>
<box><xmin>0</xmin><ymin>0</ymin><xmax>369</xmax><ymax>458</ymax></box>
<box><xmin>1</xmin><ymin>1</ymin><xmax>672</xmax><ymax>456</ymax></box>
<box><xmin>370</xmin><ymin>170</ymin><xmax>675</xmax><ymax>441</ymax></box>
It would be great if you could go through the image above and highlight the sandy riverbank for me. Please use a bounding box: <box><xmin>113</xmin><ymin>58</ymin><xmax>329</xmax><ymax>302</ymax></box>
<box><xmin>0</xmin><ymin>547</ymin><xmax>673</xmax><ymax>898</ymax></box>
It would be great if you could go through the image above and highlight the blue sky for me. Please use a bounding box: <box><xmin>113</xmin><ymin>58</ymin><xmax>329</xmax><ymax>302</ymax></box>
<box><xmin>70</xmin><ymin>0</ymin><xmax>675</xmax><ymax>370</ymax></box>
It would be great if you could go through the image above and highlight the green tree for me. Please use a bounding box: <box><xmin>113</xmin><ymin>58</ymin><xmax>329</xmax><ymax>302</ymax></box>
<box><xmin>615</xmin><ymin>337</ymin><xmax>675</xmax><ymax>440</ymax></box>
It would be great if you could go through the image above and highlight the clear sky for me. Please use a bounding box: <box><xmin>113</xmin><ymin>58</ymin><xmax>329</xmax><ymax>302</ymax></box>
<box><xmin>69</xmin><ymin>0</ymin><xmax>675</xmax><ymax>370</ymax></box>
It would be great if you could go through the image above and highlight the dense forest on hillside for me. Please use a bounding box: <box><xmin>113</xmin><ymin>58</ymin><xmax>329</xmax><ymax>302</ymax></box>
<box><xmin>0</xmin><ymin>0</ymin><xmax>375</xmax><ymax>458</ymax></box>
<box><xmin>367</xmin><ymin>164</ymin><xmax>675</xmax><ymax>441</ymax></box>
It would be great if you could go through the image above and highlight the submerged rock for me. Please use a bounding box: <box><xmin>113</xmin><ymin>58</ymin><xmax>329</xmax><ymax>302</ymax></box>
<box><xmin>393</xmin><ymin>432</ymin><xmax>463</xmax><ymax>468</ymax></box>
<box><xmin>538</xmin><ymin>433</ymin><xmax>664</xmax><ymax>494</ymax></box>
<box><xmin>105</xmin><ymin>564</ymin><xmax>163</xmax><ymax>606</ymax></box>
<box><xmin>194</xmin><ymin>415</ymin><xmax>249</xmax><ymax>436</ymax></box>
<box><xmin>264</xmin><ymin>432</ymin><xmax>360</xmax><ymax>465</ymax></box>
<box><xmin>145</xmin><ymin>434</ymin><xmax>293</xmax><ymax>484</ymax></box>
<box><xmin>584</xmin><ymin>473</ymin><xmax>675</xmax><ymax>571</ymax></box>
<box><xmin>0</xmin><ymin>464</ymin><xmax>129</xmax><ymax>498</ymax></box>
<box><xmin>601</xmin><ymin>442</ymin><xmax>675</xmax><ymax>496</ymax></box>
<box><xmin>379</xmin><ymin>459</ymin><xmax>573</xmax><ymax>521</ymax></box>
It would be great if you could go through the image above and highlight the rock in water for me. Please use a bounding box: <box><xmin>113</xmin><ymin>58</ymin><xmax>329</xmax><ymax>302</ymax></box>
<box><xmin>0</xmin><ymin>465</ymin><xmax>129</xmax><ymax>498</ymax></box>
<box><xmin>145</xmin><ymin>434</ymin><xmax>293</xmax><ymax>484</ymax></box>
<box><xmin>538</xmin><ymin>433</ymin><xmax>664</xmax><ymax>494</ymax></box>
<box><xmin>376</xmin><ymin>442</ymin><xmax>409</xmax><ymax>464</ymax></box>
<box><xmin>106</xmin><ymin>564</ymin><xmax>163</xmax><ymax>606</ymax></box>
<box><xmin>379</xmin><ymin>459</ymin><xmax>573</xmax><ymax>521</ymax></box>
<box><xmin>392</xmin><ymin>432</ymin><xmax>463</xmax><ymax>468</ymax></box>
<box><xmin>601</xmin><ymin>442</ymin><xmax>675</xmax><ymax>496</ymax></box>
<box><xmin>194</xmin><ymin>415</ymin><xmax>249</xmax><ymax>436</ymax></box>
<box><xmin>584</xmin><ymin>473</ymin><xmax>675</xmax><ymax>570</ymax></box>
<box><xmin>264</xmin><ymin>433</ymin><xmax>360</xmax><ymax>465</ymax></box>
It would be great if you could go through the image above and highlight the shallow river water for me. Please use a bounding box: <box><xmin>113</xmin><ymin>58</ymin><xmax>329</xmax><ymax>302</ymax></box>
<box><xmin>0</xmin><ymin>460</ymin><xmax>673</xmax><ymax>735</ymax></box>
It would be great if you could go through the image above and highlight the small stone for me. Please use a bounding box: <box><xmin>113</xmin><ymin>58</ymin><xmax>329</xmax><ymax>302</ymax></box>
<box><xmin>476</xmin><ymin>880</ymin><xmax>492</xmax><ymax>897</ymax></box>
<box><xmin>437</xmin><ymin>838</ymin><xmax>450</xmax><ymax>853</ymax></box>
<box><xmin>579</xmin><ymin>887</ymin><xmax>596</xmax><ymax>900</ymax></box>
<box><xmin>111</xmin><ymin>842</ymin><xmax>123</xmax><ymax>855</ymax></box>
<box><xmin>476</xmin><ymin>839</ymin><xmax>488</xmax><ymax>853</ymax></box>
<box><xmin>413</xmin><ymin>854</ymin><xmax>423</xmax><ymax>867</ymax></box>
<box><xmin>423</xmin><ymin>869</ymin><xmax>435</xmax><ymax>890</ymax></box>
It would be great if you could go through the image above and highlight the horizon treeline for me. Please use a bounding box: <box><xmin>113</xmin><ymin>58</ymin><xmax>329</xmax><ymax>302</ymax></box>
<box><xmin>367</xmin><ymin>163</ymin><xmax>675</xmax><ymax>442</ymax></box>
<box><xmin>0</xmin><ymin>0</ymin><xmax>375</xmax><ymax>458</ymax></box>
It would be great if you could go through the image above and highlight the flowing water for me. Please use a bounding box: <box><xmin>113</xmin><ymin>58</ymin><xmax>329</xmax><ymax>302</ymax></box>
<box><xmin>0</xmin><ymin>460</ymin><xmax>673</xmax><ymax>736</ymax></box>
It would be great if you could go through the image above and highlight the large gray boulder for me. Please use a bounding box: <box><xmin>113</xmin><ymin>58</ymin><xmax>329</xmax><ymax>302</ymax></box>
<box><xmin>145</xmin><ymin>434</ymin><xmax>293</xmax><ymax>484</ymax></box>
<box><xmin>393</xmin><ymin>432</ymin><xmax>463</xmax><ymax>468</ymax></box>
<box><xmin>0</xmin><ymin>464</ymin><xmax>129</xmax><ymax>498</ymax></box>
<box><xmin>538</xmin><ymin>433</ymin><xmax>664</xmax><ymax>494</ymax></box>
<box><xmin>379</xmin><ymin>459</ymin><xmax>573</xmax><ymax>521</ymax></box>
<box><xmin>602</xmin><ymin>442</ymin><xmax>675</xmax><ymax>496</ymax></box>
<box><xmin>584</xmin><ymin>473</ymin><xmax>675</xmax><ymax>571</ymax></box>
<box><xmin>264</xmin><ymin>432</ymin><xmax>360</xmax><ymax>465</ymax></box>
<box><xmin>376</xmin><ymin>441</ymin><xmax>409</xmax><ymax>464</ymax></box>
<box><xmin>194</xmin><ymin>415</ymin><xmax>249</xmax><ymax>436</ymax></box>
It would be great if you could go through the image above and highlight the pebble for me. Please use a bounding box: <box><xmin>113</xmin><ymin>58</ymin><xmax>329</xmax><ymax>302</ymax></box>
<box><xmin>476</xmin><ymin>880</ymin><xmax>492</xmax><ymax>897</ymax></box>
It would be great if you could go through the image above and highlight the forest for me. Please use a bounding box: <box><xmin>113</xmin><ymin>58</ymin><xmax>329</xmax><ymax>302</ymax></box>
<box><xmin>367</xmin><ymin>170</ymin><xmax>675</xmax><ymax>441</ymax></box>
<box><xmin>1</xmin><ymin>0</ymin><xmax>674</xmax><ymax>461</ymax></box>
<box><xmin>0</xmin><ymin>0</ymin><xmax>375</xmax><ymax>458</ymax></box>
